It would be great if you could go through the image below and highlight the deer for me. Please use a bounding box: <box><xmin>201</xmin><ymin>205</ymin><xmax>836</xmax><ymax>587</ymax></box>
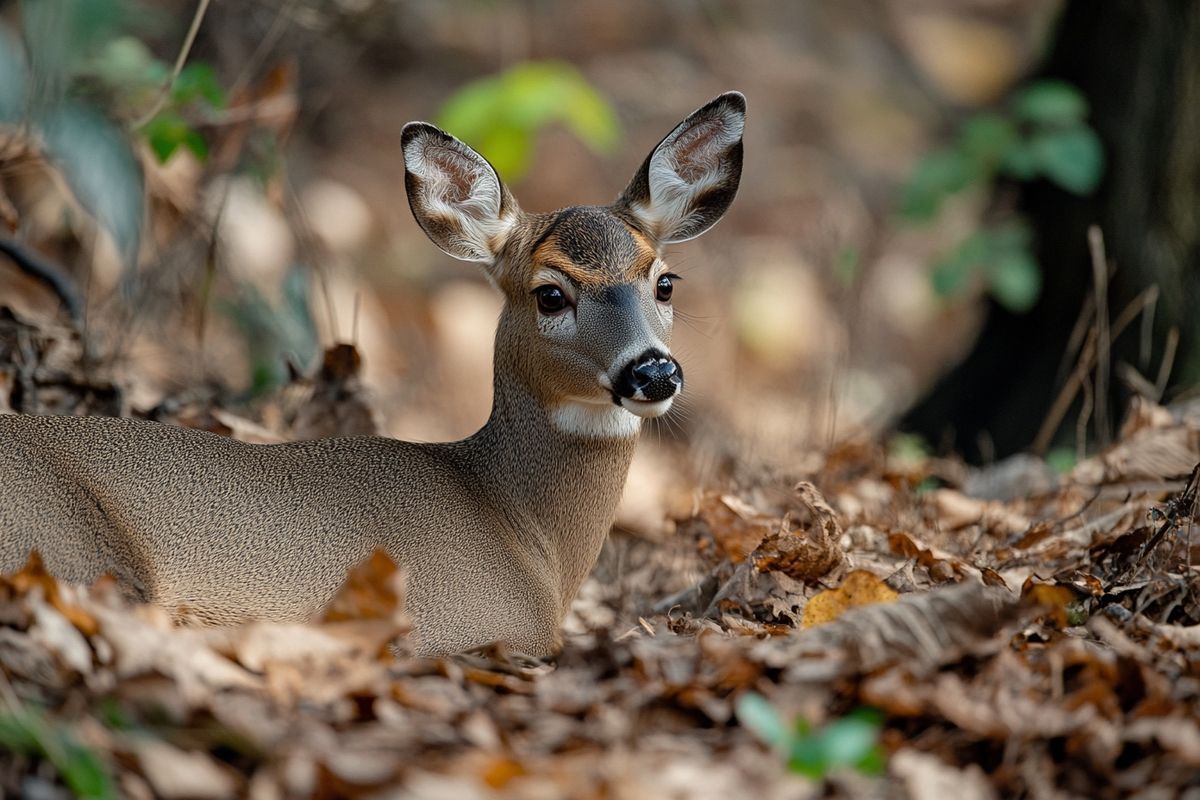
<box><xmin>0</xmin><ymin>92</ymin><xmax>745</xmax><ymax>657</ymax></box>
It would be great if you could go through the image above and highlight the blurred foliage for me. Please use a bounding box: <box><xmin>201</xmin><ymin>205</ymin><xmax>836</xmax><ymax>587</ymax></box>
<box><xmin>437</xmin><ymin>61</ymin><xmax>620</xmax><ymax>182</ymax></box>
<box><xmin>932</xmin><ymin>221</ymin><xmax>1041</xmax><ymax>313</ymax></box>
<box><xmin>223</xmin><ymin>267</ymin><xmax>320</xmax><ymax>396</ymax></box>
<box><xmin>902</xmin><ymin>80</ymin><xmax>1104</xmax><ymax>313</ymax></box>
<box><xmin>1045</xmin><ymin>446</ymin><xmax>1077</xmax><ymax>474</ymax></box>
<box><xmin>736</xmin><ymin>693</ymin><xmax>887</xmax><ymax>780</ymax></box>
<box><xmin>0</xmin><ymin>707</ymin><xmax>118</xmax><ymax>799</ymax></box>
<box><xmin>86</xmin><ymin>35</ymin><xmax>228</xmax><ymax>162</ymax></box>
<box><xmin>2</xmin><ymin>1</ymin><xmax>312</xmax><ymax>392</ymax></box>
<box><xmin>0</xmin><ymin>1</ymin><xmax>229</xmax><ymax>262</ymax></box>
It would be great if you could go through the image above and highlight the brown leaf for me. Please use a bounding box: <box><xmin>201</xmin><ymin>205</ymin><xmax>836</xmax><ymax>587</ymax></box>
<box><xmin>134</xmin><ymin>739</ymin><xmax>238</xmax><ymax>800</ymax></box>
<box><xmin>892</xmin><ymin>749</ymin><xmax>998</xmax><ymax>800</ymax></box>
<box><xmin>321</xmin><ymin>549</ymin><xmax>406</xmax><ymax>624</ymax></box>
<box><xmin>697</xmin><ymin>492</ymin><xmax>777</xmax><ymax>562</ymax></box>
<box><xmin>749</xmin><ymin>482</ymin><xmax>845</xmax><ymax>580</ymax></box>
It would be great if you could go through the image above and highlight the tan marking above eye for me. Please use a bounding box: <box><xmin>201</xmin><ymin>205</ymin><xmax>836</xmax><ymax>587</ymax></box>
<box><xmin>532</xmin><ymin>235</ymin><xmax>658</xmax><ymax>287</ymax></box>
<box><xmin>531</xmin><ymin>247</ymin><xmax>608</xmax><ymax>288</ymax></box>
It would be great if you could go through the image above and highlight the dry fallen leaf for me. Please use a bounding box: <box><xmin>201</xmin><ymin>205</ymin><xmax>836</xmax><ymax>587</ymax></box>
<box><xmin>134</xmin><ymin>739</ymin><xmax>238</xmax><ymax>800</ymax></box>
<box><xmin>801</xmin><ymin>569</ymin><xmax>898</xmax><ymax>628</ymax></box>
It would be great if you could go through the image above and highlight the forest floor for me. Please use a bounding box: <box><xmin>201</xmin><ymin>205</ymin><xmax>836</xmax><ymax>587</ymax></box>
<box><xmin>2</xmin><ymin>308</ymin><xmax>1200</xmax><ymax>800</ymax></box>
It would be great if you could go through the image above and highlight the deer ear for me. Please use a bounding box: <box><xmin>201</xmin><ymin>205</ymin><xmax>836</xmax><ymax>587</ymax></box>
<box><xmin>615</xmin><ymin>92</ymin><xmax>745</xmax><ymax>246</ymax></box>
<box><xmin>402</xmin><ymin>123</ymin><xmax>518</xmax><ymax>264</ymax></box>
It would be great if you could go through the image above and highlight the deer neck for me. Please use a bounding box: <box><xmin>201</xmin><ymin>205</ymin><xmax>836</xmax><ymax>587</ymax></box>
<box><xmin>458</xmin><ymin>340</ymin><xmax>639</xmax><ymax>607</ymax></box>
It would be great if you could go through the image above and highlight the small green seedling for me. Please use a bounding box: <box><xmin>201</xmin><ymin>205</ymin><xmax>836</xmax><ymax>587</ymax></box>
<box><xmin>736</xmin><ymin>692</ymin><xmax>887</xmax><ymax>780</ymax></box>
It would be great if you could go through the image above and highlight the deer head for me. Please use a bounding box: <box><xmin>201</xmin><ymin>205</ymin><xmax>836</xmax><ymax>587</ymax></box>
<box><xmin>401</xmin><ymin>92</ymin><xmax>745</xmax><ymax>438</ymax></box>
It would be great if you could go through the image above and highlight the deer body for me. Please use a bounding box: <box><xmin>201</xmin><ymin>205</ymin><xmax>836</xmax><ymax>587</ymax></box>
<box><xmin>0</xmin><ymin>94</ymin><xmax>745</xmax><ymax>656</ymax></box>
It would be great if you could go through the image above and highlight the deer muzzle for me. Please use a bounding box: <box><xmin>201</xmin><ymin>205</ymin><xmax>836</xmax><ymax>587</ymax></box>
<box><xmin>613</xmin><ymin>349</ymin><xmax>683</xmax><ymax>416</ymax></box>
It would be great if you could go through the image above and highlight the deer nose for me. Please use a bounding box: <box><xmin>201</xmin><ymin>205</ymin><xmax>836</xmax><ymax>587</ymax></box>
<box><xmin>614</xmin><ymin>350</ymin><xmax>684</xmax><ymax>403</ymax></box>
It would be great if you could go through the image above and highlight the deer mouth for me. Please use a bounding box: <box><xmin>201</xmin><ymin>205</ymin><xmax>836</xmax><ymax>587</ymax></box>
<box><xmin>616</xmin><ymin>396</ymin><xmax>677</xmax><ymax>418</ymax></box>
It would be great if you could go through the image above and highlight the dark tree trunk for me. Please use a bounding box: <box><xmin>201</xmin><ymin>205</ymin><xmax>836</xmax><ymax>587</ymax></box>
<box><xmin>902</xmin><ymin>0</ymin><xmax>1200</xmax><ymax>462</ymax></box>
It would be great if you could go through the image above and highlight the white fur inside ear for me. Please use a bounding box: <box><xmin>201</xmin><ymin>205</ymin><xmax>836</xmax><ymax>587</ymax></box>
<box><xmin>635</xmin><ymin>105</ymin><xmax>743</xmax><ymax>243</ymax></box>
<box><xmin>405</xmin><ymin>133</ymin><xmax>515</xmax><ymax>262</ymax></box>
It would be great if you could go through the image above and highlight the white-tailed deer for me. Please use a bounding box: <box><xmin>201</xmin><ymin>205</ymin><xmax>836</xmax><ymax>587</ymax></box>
<box><xmin>0</xmin><ymin>92</ymin><xmax>745</xmax><ymax>656</ymax></box>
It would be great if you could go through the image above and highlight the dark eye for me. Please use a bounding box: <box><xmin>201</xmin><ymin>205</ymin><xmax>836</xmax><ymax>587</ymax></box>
<box><xmin>533</xmin><ymin>285</ymin><xmax>569</xmax><ymax>315</ymax></box>
<box><xmin>656</xmin><ymin>273</ymin><xmax>679</xmax><ymax>303</ymax></box>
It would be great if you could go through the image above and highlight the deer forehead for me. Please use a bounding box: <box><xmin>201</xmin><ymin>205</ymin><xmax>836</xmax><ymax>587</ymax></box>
<box><xmin>524</xmin><ymin>206</ymin><xmax>658</xmax><ymax>288</ymax></box>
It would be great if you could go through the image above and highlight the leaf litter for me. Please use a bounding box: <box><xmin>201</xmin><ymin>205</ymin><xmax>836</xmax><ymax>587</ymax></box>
<box><xmin>3</xmin><ymin>308</ymin><xmax>1200</xmax><ymax>798</ymax></box>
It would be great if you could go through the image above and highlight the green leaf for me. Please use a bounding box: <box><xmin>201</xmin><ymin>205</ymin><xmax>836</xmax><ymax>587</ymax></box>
<box><xmin>820</xmin><ymin>710</ymin><xmax>884</xmax><ymax>771</ymax></box>
<box><xmin>788</xmin><ymin>709</ymin><xmax>886</xmax><ymax>779</ymax></box>
<box><xmin>1001</xmin><ymin>141</ymin><xmax>1040</xmax><ymax>180</ymax></box>
<box><xmin>144</xmin><ymin>110</ymin><xmax>207</xmax><ymax>162</ymax></box>
<box><xmin>0</xmin><ymin>25</ymin><xmax>28</xmax><ymax>122</ymax></box>
<box><xmin>988</xmin><ymin>219</ymin><xmax>1033</xmax><ymax>251</ymax></box>
<box><xmin>959</xmin><ymin>112</ymin><xmax>1017</xmax><ymax>164</ymax></box>
<box><xmin>60</xmin><ymin>741</ymin><xmax>118</xmax><ymax>799</ymax></box>
<box><xmin>171</xmin><ymin>62</ymin><xmax>226</xmax><ymax>109</ymax></box>
<box><xmin>1013</xmin><ymin>80</ymin><xmax>1089</xmax><ymax>126</ymax></box>
<box><xmin>39</xmin><ymin>100</ymin><xmax>144</xmax><ymax>266</ymax></box>
<box><xmin>899</xmin><ymin>149</ymin><xmax>978</xmax><ymax>222</ymax></box>
<box><xmin>736</xmin><ymin>692</ymin><xmax>791</xmax><ymax>749</ymax></box>
<box><xmin>931</xmin><ymin>232</ymin><xmax>988</xmax><ymax>298</ymax></box>
<box><xmin>888</xmin><ymin>432</ymin><xmax>930</xmax><ymax>462</ymax></box>
<box><xmin>0</xmin><ymin>710</ymin><xmax>118</xmax><ymax>800</ymax></box>
<box><xmin>1030</xmin><ymin>125</ymin><xmax>1104</xmax><ymax>195</ymax></box>
<box><xmin>987</xmin><ymin>247</ymin><xmax>1042</xmax><ymax>312</ymax></box>
<box><xmin>87</xmin><ymin>36</ymin><xmax>166</xmax><ymax>94</ymax></box>
<box><xmin>560</xmin><ymin>76</ymin><xmax>620</xmax><ymax>154</ymax></box>
<box><xmin>437</xmin><ymin>61</ymin><xmax>620</xmax><ymax>182</ymax></box>
<box><xmin>0</xmin><ymin>711</ymin><xmax>41</xmax><ymax>752</ymax></box>
<box><xmin>1046</xmin><ymin>446</ymin><xmax>1076</xmax><ymax>474</ymax></box>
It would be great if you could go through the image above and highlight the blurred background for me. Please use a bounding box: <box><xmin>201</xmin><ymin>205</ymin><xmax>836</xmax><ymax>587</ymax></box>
<box><xmin>1</xmin><ymin>0</ymin><xmax>1197</xmax><ymax>494</ymax></box>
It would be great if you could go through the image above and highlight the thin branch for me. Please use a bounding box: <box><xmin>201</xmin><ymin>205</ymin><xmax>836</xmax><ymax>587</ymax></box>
<box><xmin>1088</xmin><ymin>225</ymin><xmax>1111</xmax><ymax>449</ymax></box>
<box><xmin>132</xmin><ymin>0</ymin><xmax>213</xmax><ymax>129</ymax></box>
<box><xmin>1155</xmin><ymin>327</ymin><xmax>1179</xmax><ymax>400</ymax></box>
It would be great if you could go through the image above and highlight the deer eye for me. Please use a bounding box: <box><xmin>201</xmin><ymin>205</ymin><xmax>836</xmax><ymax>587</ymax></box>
<box><xmin>533</xmin><ymin>285</ymin><xmax>569</xmax><ymax>315</ymax></box>
<box><xmin>656</xmin><ymin>273</ymin><xmax>679</xmax><ymax>303</ymax></box>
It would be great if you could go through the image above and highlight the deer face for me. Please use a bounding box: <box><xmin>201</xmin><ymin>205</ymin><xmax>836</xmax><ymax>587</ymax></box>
<box><xmin>402</xmin><ymin>92</ymin><xmax>745</xmax><ymax>438</ymax></box>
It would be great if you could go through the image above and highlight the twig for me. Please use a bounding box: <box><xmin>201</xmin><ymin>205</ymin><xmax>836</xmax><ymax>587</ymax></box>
<box><xmin>1088</xmin><ymin>226</ymin><xmax>1111</xmax><ymax>449</ymax></box>
<box><xmin>1139</xmin><ymin>285</ymin><xmax>1159</xmax><ymax>370</ymax></box>
<box><xmin>1033</xmin><ymin>287</ymin><xmax>1160</xmax><ymax>454</ymax></box>
<box><xmin>1155</xmin><ymin>327</ymin><xmax>1179</xmax><ymax>400</ymax></box>
<box><xmin>132</xmin><ymin>0</ymin><xmax>213</xmax><ymax>129</ymax></box>
<box><xmin>225</xmin><ymin>0</ymin><xmax>301</xmax><ymax>103</ymax></box>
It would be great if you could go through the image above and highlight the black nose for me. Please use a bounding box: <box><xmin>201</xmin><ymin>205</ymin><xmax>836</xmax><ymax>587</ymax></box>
<box><xmin>614</xmin><ymin>350</ymin><xmax>683</xmax><ymax>403</ymax></box>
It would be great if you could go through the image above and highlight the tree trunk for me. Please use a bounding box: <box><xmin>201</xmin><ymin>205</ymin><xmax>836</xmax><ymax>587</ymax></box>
<box><xmin>903</xmin><ymin>0</ymin><xmax>1200</xmax><ymax>462</ymax></box>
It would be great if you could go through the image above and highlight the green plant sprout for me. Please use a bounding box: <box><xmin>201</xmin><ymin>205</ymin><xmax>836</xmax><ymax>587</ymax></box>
<box><xmin>736</xmin><ymin>692</ymin><xmax>887</xmax><ymax>780</ymax></box>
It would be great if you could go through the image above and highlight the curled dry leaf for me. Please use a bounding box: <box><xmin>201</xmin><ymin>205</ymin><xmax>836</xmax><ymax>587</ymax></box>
<box><xmin>749</xmin><ymin>482</ymin><xmax>845</xmax><ymax>581</ymax></box>
<box><xmin>281</xmin><ymin>343</ymin><xmax>379</xmax><ymax>440</ymax></box>
<box><xmin>697</xmin><ymin>492</ymin><xmax>779</xmax><ymax>562</ymax></box>
<box><xmin>889</xmin><ymin>531</ymin><xmax>985</xmax><ymax>583</ymax></box>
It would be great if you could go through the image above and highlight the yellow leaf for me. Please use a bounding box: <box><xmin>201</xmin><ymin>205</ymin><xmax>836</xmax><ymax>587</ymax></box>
<box><xmin>801</xmin><ymin>570</ymin><xmax>899</xmax><ymax>628</ymax></box>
